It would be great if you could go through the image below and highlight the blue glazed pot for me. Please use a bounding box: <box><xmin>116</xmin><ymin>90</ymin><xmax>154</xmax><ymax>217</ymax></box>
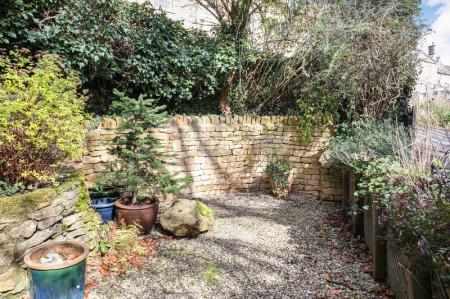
<box><xmin>24</xmin><ymin>241</ymin><xmax>89</xmax><ymax>299</ymax></box>
<box><xmin>90</xmin><ymin>196</ymin><xmax>116</xmax><ymax>223</ymax></box>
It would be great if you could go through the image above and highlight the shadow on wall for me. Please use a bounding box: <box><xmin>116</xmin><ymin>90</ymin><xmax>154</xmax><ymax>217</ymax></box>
<box><xmin>78</xmin><ymin>115</ymin><xmax>342</xmax><ymax>200</ymax></box>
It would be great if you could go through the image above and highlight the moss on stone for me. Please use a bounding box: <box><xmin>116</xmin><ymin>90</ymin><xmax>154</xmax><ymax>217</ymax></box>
<box><xmin>75</xmin><ymin>182</ymin><xmax>90</xmax><ymax>212</ymax></box>
<box><xmin>81</xmin><ymin>207</ymin><xmax>102</xmax><ymax>249</ymax></box>
<box><xmin>196</xmin><ymin>201</ymin><xmax>213</xmax><ymax>218</ymax></box>
<box><xmin>0</xmin><ymin>172</ymin><xmax>85</xmax><ymax>219</ymax></box>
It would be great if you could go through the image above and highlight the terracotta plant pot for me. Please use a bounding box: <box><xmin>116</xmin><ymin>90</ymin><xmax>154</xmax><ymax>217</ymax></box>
<box><xmin>114</xmin><ymin>200</ymin><xmax>159</xmax><ymax>235</ymax></box>
<box><xmin>24</xmin><ymin>241</ymin><xmax>89</xmax><ymax>299</ymax></box>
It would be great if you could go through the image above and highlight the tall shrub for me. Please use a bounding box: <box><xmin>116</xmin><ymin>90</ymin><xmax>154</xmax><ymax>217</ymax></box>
<box><xmin>0</xmin><ymin>50</ymin><xmax>85</xmax><ymax>186</ymax></box>
<box><xmin>0</xmin><ymin>0</ymin><xmax>236</xmax><ymax>114</ymax></box>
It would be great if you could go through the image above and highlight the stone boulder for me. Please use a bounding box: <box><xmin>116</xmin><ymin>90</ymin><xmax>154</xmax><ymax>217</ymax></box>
<box><xmin>160</xmin><ymin>199</ymin><xmax>214</xmax><ymax>237</ymax></box>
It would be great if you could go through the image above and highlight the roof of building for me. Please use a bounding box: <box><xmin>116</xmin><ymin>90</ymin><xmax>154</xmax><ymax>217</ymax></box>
<box><xmin>418</xmin><ymin>50</ymin><xmax>436</xmax><ymax>64</ymax></box>
<box><xmin>437</xmin><ymin>64</ymin><xmax>450</xmax><ymax>76</ymax></box>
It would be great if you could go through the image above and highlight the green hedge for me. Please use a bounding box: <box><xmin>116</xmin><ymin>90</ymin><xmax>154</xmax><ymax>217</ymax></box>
<box><xmin>0</xmin><ymin>0</ymin><xmax>236</xmax><ymax>114</ymax></box>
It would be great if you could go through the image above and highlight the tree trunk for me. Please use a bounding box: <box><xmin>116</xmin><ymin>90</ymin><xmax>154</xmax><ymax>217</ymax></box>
<box><xmin>219</xmin><ymin>71</ymin><xmax>235</xmax><ymax>114</ymax></box>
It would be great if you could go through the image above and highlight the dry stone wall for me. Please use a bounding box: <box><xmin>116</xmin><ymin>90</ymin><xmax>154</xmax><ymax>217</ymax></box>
<box><xmin>0</xmin><ymin>178</ymin><xmax>99</xmax><ymax>297</ymax></box>
<box><xmin>79</xmin><ymin>115</ymin><xmax>342</xmax><ymax>201</ymax></box>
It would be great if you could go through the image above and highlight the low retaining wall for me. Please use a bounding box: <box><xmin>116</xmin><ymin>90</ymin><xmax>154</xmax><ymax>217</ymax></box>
<box><xmin>78</xmin><ymin>115</ymin><xmax>342</xmax><ymax>200</ymax></box>
<box><xmin>0</xmin><ymin>176</ymin><xmax>100</xmax><ymax>297</ymax></box>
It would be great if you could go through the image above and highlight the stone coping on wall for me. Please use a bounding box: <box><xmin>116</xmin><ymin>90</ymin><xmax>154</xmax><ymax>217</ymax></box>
<box><xmin>77</xmin><ymin>115</ymin><xmax>342</xmax><ymax>201</ymax></box>
<box><xmin>0</xmin><ymin>175</ymin><xmax>100</xmax><ymax>297</ymax></box>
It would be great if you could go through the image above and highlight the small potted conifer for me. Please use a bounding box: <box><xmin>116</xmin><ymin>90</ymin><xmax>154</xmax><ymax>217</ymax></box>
<box><xmin>106</xmin><ymin>91</ymin><xmax>188</xmax><ymax>234</ymax></box>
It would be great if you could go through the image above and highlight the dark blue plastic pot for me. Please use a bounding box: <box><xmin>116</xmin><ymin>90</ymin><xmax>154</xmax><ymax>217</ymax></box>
<box><xmin>90</xmin><ymin>197</ymin><xmax>116</xmax><ymax>223</ymax></box>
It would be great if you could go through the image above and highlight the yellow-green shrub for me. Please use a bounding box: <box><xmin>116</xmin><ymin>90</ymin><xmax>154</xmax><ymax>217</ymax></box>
<box><xmin>0</xmin><ymin>51</ymin><xmax>85</xmax><ymax>186</ymax></box>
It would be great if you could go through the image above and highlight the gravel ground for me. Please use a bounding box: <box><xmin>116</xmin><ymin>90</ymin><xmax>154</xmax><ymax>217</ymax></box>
<box><xmin>88</xmin><ymin>192</ymin><xmax>383</xmax><ymax>299</ymax></box>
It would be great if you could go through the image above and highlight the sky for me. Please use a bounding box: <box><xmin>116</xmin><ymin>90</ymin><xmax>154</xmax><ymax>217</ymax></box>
<box><xmin>420</xmin><ymin>0</ymin><xmax>450</xmax><ymax>64</ymax></box>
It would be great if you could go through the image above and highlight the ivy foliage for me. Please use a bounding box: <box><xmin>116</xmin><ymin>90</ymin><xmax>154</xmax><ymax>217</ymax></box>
<box><xmin>0</xmin><ymin>50</ymin><xmax>85</xmax><ymax>186</ymax></box>
<box><xmin>0</xmin><ymin>0</ymin><xmax>237</xmax><ymax>114</ymax></box>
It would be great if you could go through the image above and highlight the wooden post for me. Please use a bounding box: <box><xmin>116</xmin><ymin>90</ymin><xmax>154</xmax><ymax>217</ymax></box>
<box><xmin>349</xmin><ymin>171</ymin><xmax>364</xmax><ymax>238</ymax></box>
<box><xmin>341</xmin><ymin>169</ymin><xmax>350</xmax><ymax>210</ymax></box>
<box><xmin>364</xmin><ymin>196</ymin><xmax>386</xmax><ymax>280</ymax></box>
<box><xmin>372</xmin><ymin>205</ymin><xmax>386</xmax><ymax>281</ymax></box>
<box><xmin>406</xmin><ymin>256</ymin><xmax>432</xmax><ymax>299</ymax></box>
<box><xmin>387</xmin><ymin>240</ymin><xmax>433</xmax><ymax>299</ymax></box>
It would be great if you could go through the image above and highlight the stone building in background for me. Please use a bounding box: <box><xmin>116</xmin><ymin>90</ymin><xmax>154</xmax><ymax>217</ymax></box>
<box><xmin>141</xmin><ymin>0</ymin><xmax>217</xmax><ymax>30</ymax></box>
<box><xmin>414</xmin><ymin>43</ymin><xmax>450</xmax><ymax>103</ymax></box>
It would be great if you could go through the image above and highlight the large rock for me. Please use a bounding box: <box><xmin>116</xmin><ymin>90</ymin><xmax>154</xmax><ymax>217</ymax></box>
<box><xmin>160</xmin><ymin>199</ymin><xmax>214</xmax><ymax>237</ymax></box>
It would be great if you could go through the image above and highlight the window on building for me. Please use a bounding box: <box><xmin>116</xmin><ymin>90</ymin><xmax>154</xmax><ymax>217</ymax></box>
<box><xmin>153</xmin><ymin>0</ymin><xmax>172</xmax><ymax>9</ymax></box>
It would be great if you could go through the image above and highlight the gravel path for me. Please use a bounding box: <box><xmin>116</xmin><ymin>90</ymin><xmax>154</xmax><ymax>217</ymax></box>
<box><xmin>88</xmin><ymin>192</ymin><xmax>383</xmax><ymax>299</ymax></box>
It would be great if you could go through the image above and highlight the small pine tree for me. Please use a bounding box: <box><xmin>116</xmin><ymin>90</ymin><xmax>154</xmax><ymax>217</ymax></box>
<box><xmin>107</xmin><ymin>91</ymin><xmax>188</xmax><ymax>204</ymax></box>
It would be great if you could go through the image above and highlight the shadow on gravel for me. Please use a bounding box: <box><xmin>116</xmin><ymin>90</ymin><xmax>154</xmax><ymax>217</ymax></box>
<box><xmin>88</xmin><ymin>192</ymin><xmax>381</xmax><ymax>299</ymax></box>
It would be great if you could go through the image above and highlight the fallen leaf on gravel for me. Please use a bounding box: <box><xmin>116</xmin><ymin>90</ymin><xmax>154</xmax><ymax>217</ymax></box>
<box><xmin>306</xmin><ymin>255</ymin><xmax>318</xmax><ymax>263</ymax></box>
<box><xmin>84</xmin><ymin>279</ymin><xmax>97</xmax><ymax>297</ymax></box>
<box><xmin>325</xmin><ymin>288</ymin><xmax>342</xmax><ymax>298</ymax></box>
<box><xmin>358</xmin><ymin>244</ymin><xmax>368</xmax><ymax>251</ymax></box>
<box><xmin>384</xmin><ymin>289</ymin><xmax>395</xmax><ymax>297</ymax></box>
<box><xmin>334</xmin><ymin>254</ymin><xmax>344</xmax><ymax>261</ymax></box>
<box><xmin>363</xmin><ymin>263</ymin><xmax>373</xmax><ymax>273</ymax></box>
<box><xmin>324</xmin><ymin>273</ymin><xmax>333</xmax><ymax>282</ymax></box>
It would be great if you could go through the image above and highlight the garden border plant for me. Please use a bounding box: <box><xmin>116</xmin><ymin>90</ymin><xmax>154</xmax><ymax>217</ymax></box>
<box><xmin>0</xmin><ymin>49</ymin><xmax>85</xmax><ymax>191</ymax></box>
<box><xmin>265</xmin><ymin>153</ymin><xmax>295</xmax><ymax>199</ymax></box>
<box><xmin>328</xmin><ymin>119</ymin><xmax>449</xmax><ymax>294</ymax></box>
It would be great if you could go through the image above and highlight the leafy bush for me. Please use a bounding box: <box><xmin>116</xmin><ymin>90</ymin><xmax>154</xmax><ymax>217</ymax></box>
<box><xmin>417</xmin><ymin>100</ymin><xmax>450</xmax><ymax>128</ymax></box>
<box><xmin>104</xmin><ymin>91</ymin><xmax>189</xmax><ymax>204</ymax></box>
<box><xmin>0</xmin><ymin>50</ymin><xmax>85</xmax><ymax>186</ymax></box>
<box><xmin>0</xmin><ymin>180</ymin><xmax>30</xmax><ymax>196</ymax></box>
<box><xmin>226</xmin><ymin>1</ymin><xmax>419</xmax><ymax>123</ymax></box>
<box><xmin>265</xmin><ymin>154</ymin><xmax>293</xmax><ymax>198</ymax></box>
<box><xmin>96</xmin><ymin>221</ymin><xmax>155</xmax><ymax>276</ymax></box>
<box><xmin>356</xmin><ymin>158</ymin><xmax>449</xmax><ymax>284</ymax></box>
<box><xmin>328</xmin><ymin>119</ymin><xmax>411</xmax><ymax>172</ymax></box>
<box><xmin>0</xmin><ymin>0</ymin><xmax>236</xmax><ymax>114</ymax></box>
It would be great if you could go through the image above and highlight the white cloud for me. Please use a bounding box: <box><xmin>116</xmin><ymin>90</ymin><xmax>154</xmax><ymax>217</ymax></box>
<box><xmin>421</xmin><ymin>0</ymin><xmax>450</xmax><ymax>64</ymax></box>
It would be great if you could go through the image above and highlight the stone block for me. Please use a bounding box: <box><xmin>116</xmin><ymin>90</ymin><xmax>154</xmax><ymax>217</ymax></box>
<box><xmin>8</xmin><ymin>220</ymin><xmax>37</xmax><ymax>239</ymax></box>
<box><xmin>51</xmin><ymin>189</ymin><xmax>78</xmax><ymax>207</ymax></box>
<box><xmin>232</xmin><ymin>149</ymin><xmax>245</xmax><ymax>156</ymax></box>
<box><xmin>62</xmin><ymin>212</ymin><xmax>85</xmax><ymax>227</ymax></box>
<box><xmin>0</xmin><ymin>233</ymin><xmax>6</xmax><ymax>245</ymax></box>
<box><xmin>0</xmin><ymin>279</ymin><xmax>14</xmax><ymax>293</ymax></box>
<box><xmin>17</xmin><ymin>227</ymin><xmax>55</xmax><ymax>252</ymax></box>
<box><xmin>28</xmin><ymin>205</ymin><xmax>63</xmax><ymax>221</ymax></box>
<box><xmin>66</xmin><ymin>228</ymin><xmax>84</xmax><ymax>240</ymax></box>
<box><xmin>89</xmin><ymin>150</ymin><xmax>108</xmax><ymax>157</ymax></box>
<box><xmin>82</xmin><ymin>156</ymin><xmax>101</xmax><ymax>164</ymax></box>
<box><xmin>37</xmin><ymin>215</ymin><xmax>62</xmax><ymax>230</ymax></box>
<box><xmin>68</xmin><ymin>220</ymin><xmax>84</xmax><ymax>231</ymax></box>
<box><xmin>94</xmin><ymin>163</ymin><xmax>110</xmax><ymax>173</ymax></box>
<box><xmin>0</xmin><ymin>244</ymin><xmax>14</xmax><ymax>267</ymax></box>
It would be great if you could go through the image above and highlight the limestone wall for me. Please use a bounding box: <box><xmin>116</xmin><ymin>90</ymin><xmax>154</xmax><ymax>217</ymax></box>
<box><xmin>0</xmin><ymin>177</ymin><xmax>100</xmax><ymax>297</ymax></box>
<box><xmin>79</xmin><ymin>115</ymin><xmax>342</xmax><ymax>201</ymax></box>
